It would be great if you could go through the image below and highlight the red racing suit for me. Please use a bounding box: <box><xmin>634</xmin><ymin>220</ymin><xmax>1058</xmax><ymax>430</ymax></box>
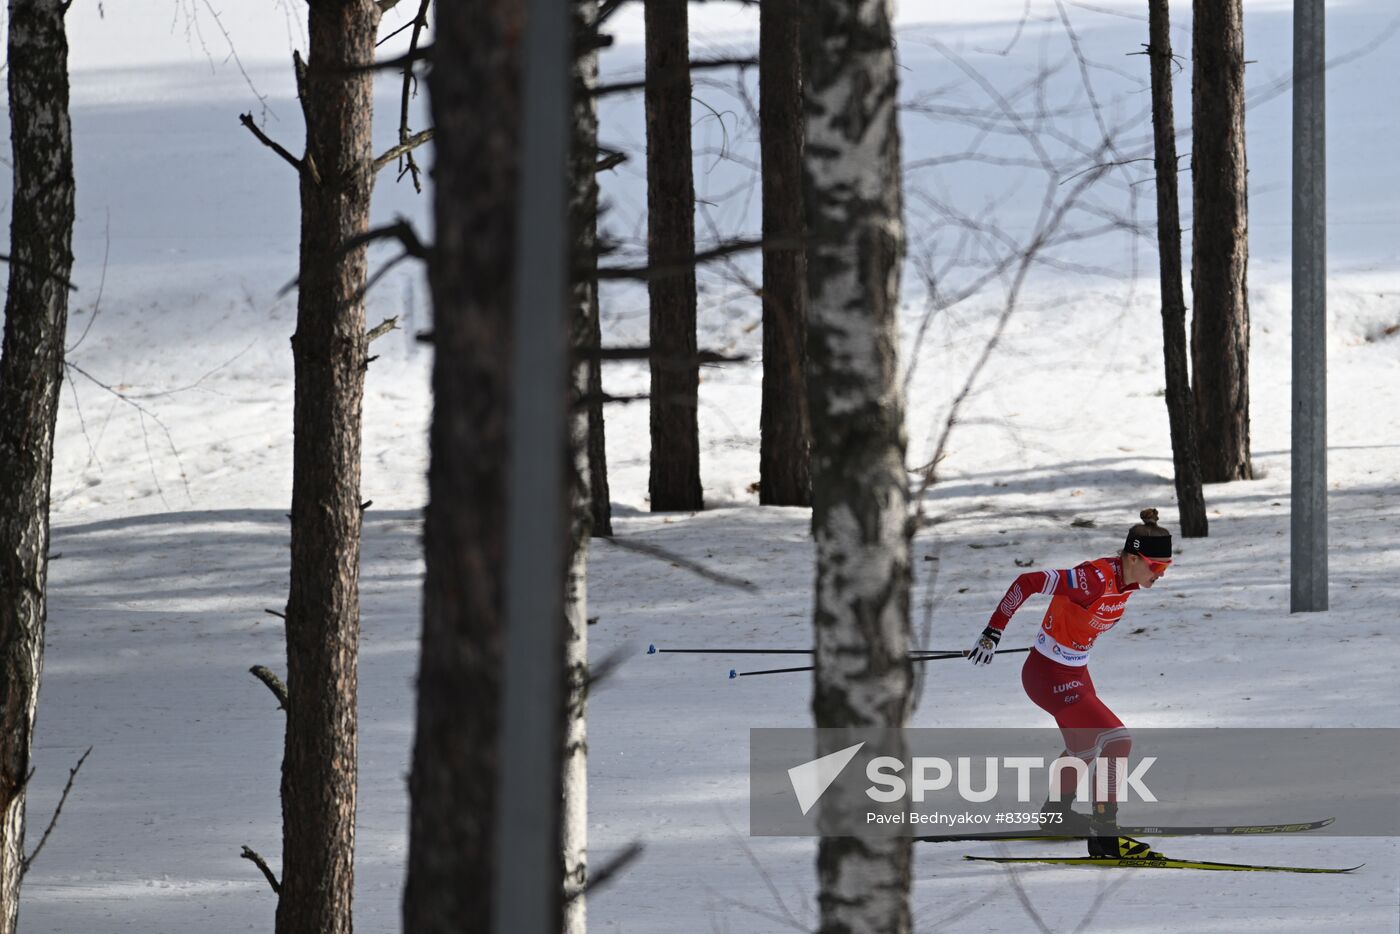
<box><xmin>987</xmin><ymin>557</ymin><xmax>1140</xmax><ymax>795</ymax></box>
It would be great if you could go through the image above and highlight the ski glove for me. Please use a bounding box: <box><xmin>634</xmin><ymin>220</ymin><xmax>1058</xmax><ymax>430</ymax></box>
<box><xmin>968</xmin><ymin>626</ymin><xmax>1001</xmax><ymax>665</ymax></box>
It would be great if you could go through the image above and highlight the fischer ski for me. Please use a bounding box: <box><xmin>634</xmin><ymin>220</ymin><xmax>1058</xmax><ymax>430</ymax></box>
<box><xmin>963</xmin><ymin>854</ymin><xmax>1361</xmax><ymax>874</ymax></box>
<box><xmin>917</xmin><ymin>817</ymin><xmax>1334</xmax><ymax>843</ymax></box>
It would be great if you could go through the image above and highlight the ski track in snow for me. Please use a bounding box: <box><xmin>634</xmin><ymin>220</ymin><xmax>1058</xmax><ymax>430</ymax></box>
<box><xmin>4</xmin><ymin>1</ymin><xmax>1398</xmax><ymax>931</ymax></box>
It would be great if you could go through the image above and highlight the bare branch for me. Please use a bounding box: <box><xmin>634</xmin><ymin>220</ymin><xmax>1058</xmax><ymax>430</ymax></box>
<box><xmin>596</xmin><ymin>236</ymin><xmax>798</xmax><ymax>282</ymax></box>
<box><xmin>63</xmin><ymin>362</ymin><xmax>192</xmax><ymax>505</ymax></box>
<box><xmin>595</xmin><ymin>57</ymin><xmax>758</xmax><ymax>97</ymax></box>
<box><xmin>373</xmin><ymin>128</ymin><xmax>434</xmax><ymax>174</ymax></box>
<box><xmin>21</xmin><ymin>747</ymin><xmax>92</xmax><ymax>877</ymax></box>
<box><xmin>345</xmin><ymin>219</ymin><xmax>429</xmax><ymax>260</ymax></box>
<box><xmin>597</xmin><ymin>150</ymin><xmax>627</xmax><ymax>173</ymax></box>
<box><xmin>574</xmin><ymin>392</ymin><xmax>650</xmax><ymax>407</ymax></box>
<box><xmin>390</xmin><ymin>0</ymin><xmax>433</xmax><ymax>191</ymax></box>
<box><xmin>240</xmin><ymin>846</ymin><xmax>282</xmax><ymax>894</ymax></box>
<box><xmin>367</xmin><ymin>316</ymin><xmax>399</xmax><ymax>343</ymax></box>
<box><xmin>599</xmin><ymin>0</ymin><xmax>756</xmax><ymax>24</ymax></box>
<box><xmin>277</xmin><ymin>220</ymin><xmax>428</xmax><ymax>297</ymax></box>
<box><xmin>67</xmin><ymin>211</ymin><xmax>111</xmax><ymax>353</ymax></box>
<box><xmin>0</xmin><ymin>253</ymin><xmax>79</xmax><ymax>293</ymax></box>
<box><xmin>293</xmin><ymin>50</ymin><xmax>310</xmax><ymax>106</ymax></box>
<box><xmin>250</xmin><ymin>665</ymin><xmax>289</xmax><ymax>710</ymax></box>
<box><xmin>589</xmin><ymin>346</ymin><xmax>747</xmax><ymax>364</ymax></box>
<box><xmin>239</xmin><ymin>113</ymin><xmax>302</xmax><ymax>174</ymax></box>
<box><xmin>364</xmin><ymin>44</ymin><xmax>432</xmax><ymax>73</ymax></box>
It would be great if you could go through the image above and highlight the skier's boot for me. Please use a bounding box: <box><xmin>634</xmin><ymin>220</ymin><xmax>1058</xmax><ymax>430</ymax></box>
<box><xmin>1087</xmin><ymin>801</ymin><xmax>1163</xmax><ymax>859</ymax></box>
<box><xmin>1038</xmin><ymin>795</ymin><xmax>1091</xmax><ymax>836</ymax></box>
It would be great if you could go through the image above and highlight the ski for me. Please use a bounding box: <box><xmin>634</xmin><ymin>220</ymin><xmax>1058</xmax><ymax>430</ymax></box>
<box><xmin>963</xmin><ymin>854</ymin><xmax>1361</xmax><ymax>874</ymax></box>
<box><xmin>917</xmin><ymin>817</ymin><xmax>1333</xmax><ymax>843</ymax></box>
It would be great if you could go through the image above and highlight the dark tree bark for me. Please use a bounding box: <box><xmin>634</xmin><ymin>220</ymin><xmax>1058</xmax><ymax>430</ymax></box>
<box><xmin>1148</xmin><ymin>0</ymin><xmax>1208</xmax><ymax>538</ymax></box>
<box><xmin>802</xmin><ymin>1</ymin><xmax>912</xmax><ymax>931</ymax></box>
<box><xmin>645</xmin><ymin>0</ymin><xmax>703</xmax><ymax>512</ymax></box>
<box><xmin>564</xmin><ymin>0</ymin><xmax>599</xmax><ymax>927</ymax></box>
<box><xmin>1191</xmin><ymin>0</ymin><xmax>1252</xmax><ymax>483</ymax></box>
<box><xmin>277</xmin><ymin>3</ymin><xmax>381</xmax><ymax>933</ymax></box>
<box><xmin>0</xmin><ymin>1</ymin><xmax>75</xmax><ymax>929</ymax></box>
<box><xmin>587</xmin><ymin>292</ymin><xmax>613</xmax><ymax>536</ymax></box>
<box><xmin>758</xmin><ymin>0</ymin><xmax>811</xmax><ymax>507</ymax></box>
<box><xmin>402</xmin><ymin>1</ymin><xmax>519</xmax><ymax>930</ymax></box>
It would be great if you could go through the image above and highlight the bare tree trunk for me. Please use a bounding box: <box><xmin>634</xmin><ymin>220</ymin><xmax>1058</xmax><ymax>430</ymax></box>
<box><xmin>645</xmin><ymin>0</ymin><xmax>703</xmax><ymax>512</ymax></box>
<box><xmin>1148</xmin><ymin>0</ymin><xmax>1208</xmax><ymax>538</ymax></box>
<box><xmin>277</xmin><ymin>4</ymin><xmax>381</xmax><ymax>933</ymax></box>
<box><xmin>587</xmin><ymin>294</ymin><xmax>613</xmax><ymax>536</ymax></box>
<box><xmin>759</xmin><ymin>0</ymin><xmax>811</xmax><ymax>507</ymax></box>
<box><xmin>0</xmin><ymin>1</ymin><xmax>74</xmax><ymax>929</ymax></box>
<box><xmin>402</xmin><ymin>1</ymin><xmax>520</xmax><ymax>930</ymax></box>
<box><xmin>563</xmin><ymin>1</ymin><xmax>599</xmax><ymax>928</ymax></box>
<box><xmin>802</xmin><ymin>2</ymin><xmax>912</xmax><ymax>932</ymax></box>
<box><xmin>1191</xmin><ymin>0</ymin><xmax>1251</xmax><ymax>483</ymax></box>
<box><xmin>582</xmin><ymin>11</ymin><xmax>613</xmax><ymax>540</ymax></box>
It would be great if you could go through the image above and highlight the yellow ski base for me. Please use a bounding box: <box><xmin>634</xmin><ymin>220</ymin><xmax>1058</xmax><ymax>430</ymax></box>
<box><xmin>964</xmin><ymin>855</ymin><xmax>1362</xmax><ymax>874</ymax></box>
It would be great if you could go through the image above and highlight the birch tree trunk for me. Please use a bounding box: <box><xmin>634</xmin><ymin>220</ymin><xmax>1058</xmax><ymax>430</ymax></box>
<box><xmin>1191</xmin><ymin>0</ymin><xmax>1252</xmax><ymax>482</ymax></box>
<box><xmin>402</xmin><ymin>1</ymin><xmax>520</xmax><ymax>930</ymax></box>
<box><xmin>0</xmin><ymin>1</ymin><xmax>74</xmax><ymax>929</ymax></box>
<box><xmin>645</xmin><ymin>0</ymin><xmax>703</xmax><ymax>512</ymax></box>
<box><xmin>801</xmin><ymin>2</ymin><xmax>912</xmax><ymax>931</ymax></box>
<box><xmin>581</xmin><ymin>1</ymin><xmax>612</xmax><ymax>540</ymax></box>
<box><xmin>1148</xmin><ymin>0</ymin><xmax>1208</xmax><ymax>537</ymax></box>
<box><xmin>563</xmin><ymin>0</ymin><xmax>600</xmax><ymax>927</ymax></box>
<box><xmin>276</xmin><ymin>4</ymin><xmax>381</xmax><ymax>932</ymax></box>
<box><xmin>759</xmin><ymin>0</ymin><xmax>811</xmax><ymax>507</ymax></box>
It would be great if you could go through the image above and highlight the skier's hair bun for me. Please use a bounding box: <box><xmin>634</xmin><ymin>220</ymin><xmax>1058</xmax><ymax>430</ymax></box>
<box><xmin>1123</xmin><ymin>507</ymin><xmax>1172</xmax><ymax>559</ymax></box>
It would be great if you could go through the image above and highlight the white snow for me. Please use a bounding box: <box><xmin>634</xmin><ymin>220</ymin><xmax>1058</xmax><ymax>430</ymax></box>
<box><xmin>3</xmin><ymin>0</ymin><xmax>1398</xmax><ymax>931</ymax></box>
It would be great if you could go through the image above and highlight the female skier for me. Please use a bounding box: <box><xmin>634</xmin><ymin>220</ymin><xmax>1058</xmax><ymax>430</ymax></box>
<box><xmin>968</xmin><ymin>508</ymin><xmax>1173</xmax><ymax>859</ymax></box>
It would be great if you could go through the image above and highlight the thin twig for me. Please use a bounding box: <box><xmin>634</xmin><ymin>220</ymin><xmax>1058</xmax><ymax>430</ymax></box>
<box><xmin>391</xmin><ymin>0</ymin><xmax>433</xmax><ymax>191</ymax></box>
<box><xmin>595</xmin><ymin>56</ymin><xmax>758</xmax><ymax>97</ymax></box>
<box><xmin>0</xmin><ymin>253</ymin><xmax>78</xmax><ymax>292</ymax></box>
<box><xmin>589</xmin><ymin>346</ymin><xmax>747</xmax><ymax>364</ymax></box>
<box><xmin>239</xmin><ymin>113</ymin><xmax>302</xmax><ymax>174</ymax></box>
<box><xmin>373</xmin><ymin>128</ymin><xmax>434</xmax><ymax>174</ymax></box>
<box><xmin>66</xmin><ymin>211</ymin><xmax>110</xmax><ymax>354</ymax></box>
<box><xmin>63</xmin><ymin>362</ymin><xmax>193</xmax><ymax>504</ymax></box>
<box><xmin>278</xmin><ymin>220</ymin><xmax>429</xmax><ymax>297</ymax></box>
<box><xmin>596</xmin><ymin>236</ymin><xmax>798</xmax><ymax>282</ymax></box>
<box><xmin>21</xmin><ymin>747</ymin><xmax>92</xmax><ymax>877</ymax></box>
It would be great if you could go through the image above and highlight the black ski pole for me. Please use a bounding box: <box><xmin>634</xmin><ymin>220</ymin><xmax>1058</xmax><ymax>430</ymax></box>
<box><xmin>727</xmin><ymin>647</ymin><xmax>1031</xmax><ymax>678</ymax></box>
<box><xmin>648</xmin><ymin>644</ymin><xmax>971</xmax><ymax>656</ymax></box>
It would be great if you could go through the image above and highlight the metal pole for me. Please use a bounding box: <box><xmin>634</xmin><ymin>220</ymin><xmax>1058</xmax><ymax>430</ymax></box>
<box><xmin>1291</xmin><ymin>0</ymin><xmax>1327</xmax><ymax>612</ymax></box>
<box><xmin>495</xmin><ymin>0</ymin><xmax>572</xmax><ymax>929</ymax></box>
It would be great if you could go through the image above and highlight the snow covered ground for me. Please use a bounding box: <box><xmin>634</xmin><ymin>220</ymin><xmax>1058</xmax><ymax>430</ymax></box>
<box><xmin>5</xmin><ymin>0</ymin><xmax>1399</xmax><ymax>931</ymax></box>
